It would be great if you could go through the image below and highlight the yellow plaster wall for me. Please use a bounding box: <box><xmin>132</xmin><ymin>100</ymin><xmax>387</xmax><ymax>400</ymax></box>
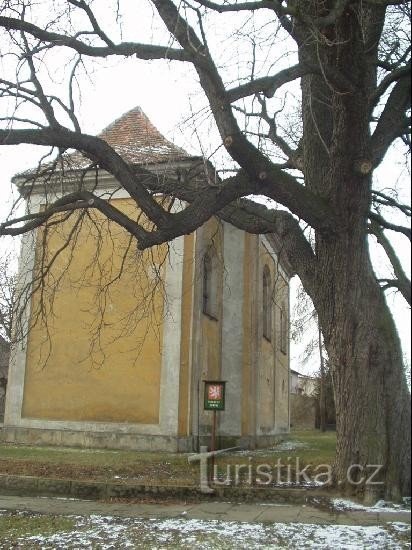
<box><xmin>241</xmin><ymin>234</ymin><xmax>252</xmax><ymax>435</ymax></box>
<box><xmin>274</xmin><ymin>274</ymin><xmax>290</xmax><ymax>429</ymax></box>
<box><xmin>241</xmin><ymin>233</ymin><xmax>256</xmax><ymax>436</ymax></box>
<box><xmin>242</xmin><ymin>236</ymin><xmax>290</xmax><ymax>436</ymax></box>
<box><xmin>199</xmin><ymin>218</ymin><xmax>223</xmax><ymax>382</ymax></box>
<box><xmin>258</xmin><ymin>243</ymin><xmax>277</xmax><ymax>432</ymax></box>
<box><xmin>22</xmin><ymin>199</ymin><xmax>166</xmax><ymax>424</ymax></box>
<box><xmin>178</xmin><ymin>233</ymin><xmax>195</xmax><ymax>437</ymax></box>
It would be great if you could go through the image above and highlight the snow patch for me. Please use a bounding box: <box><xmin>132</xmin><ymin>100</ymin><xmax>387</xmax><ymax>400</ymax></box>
<box><xmin>232</xmin><ymin>439</ymin><xmax>310</xmax><ymax>457</ymax></box>
<box><xmin>333</xmin><ymin>498</ymin><xmax>411</xmax><ymax>513</ymax></box>
<box><xmin>3</xmin><ymin>511</ymin><xmax>409</xmax><ymax>549</ymax></box>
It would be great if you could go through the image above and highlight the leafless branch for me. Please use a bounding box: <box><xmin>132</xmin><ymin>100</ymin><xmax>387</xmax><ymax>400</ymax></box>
<box><xmin>372</xmin><ymin>190</ymin><xmax>411</xmax><ymax>217</ymax></box>
<box><xmin>370</xmin><ymin>73</ymin><xmax>411</xmax><ymax>167</ymax></box>
<box><xmin>369</xmin><ymin>211</ymin><xmax>412</xmax><ymax>241</ymax></box>
<box><xmin>0</xmin><ymin>15</ymin><xmax>190</xmax><ymax>61</ymax></box>
<box><xmin>371</xmin><ymin>221</ymin><xmax>411</xmax><ymax>306</ymax></box>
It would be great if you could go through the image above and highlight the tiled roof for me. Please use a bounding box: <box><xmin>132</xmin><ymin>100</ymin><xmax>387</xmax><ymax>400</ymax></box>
<box><xmin>15</xmin><ymin>107</ymin><xmax>190</xmax><ymax>178</ymax></box>
<box><xmin>97</xmin><ymin>106</ymin><xmax>189</xmax><ymax>164</ymax></box>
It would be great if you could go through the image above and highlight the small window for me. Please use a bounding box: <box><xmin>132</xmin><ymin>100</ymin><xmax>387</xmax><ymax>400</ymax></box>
<box><xmin>280</xmin><ymin>303</ymin><xmax>288</xmax><ymax>354</ymax></box>
<box><xmin>263</xmin><ymin>265</ymin><xmax>272</xmax><ymax>340</ymax></box>
<box><xmin>202</xmin><ymin>251</ymin><xmax>218</xmax><ymax>319</ymax></box>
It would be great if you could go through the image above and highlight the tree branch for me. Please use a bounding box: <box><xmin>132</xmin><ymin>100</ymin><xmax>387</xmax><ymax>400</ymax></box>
<box><xmin>227</xmin><ymin>65</ymin><xmax>306</xmax><ymax>102</ymax></box>
<box><xmin>370</xmin><ymin>73</ymin><xmax>411</xmax><ymax>168</ymax></box>
<box><xmin>370</xmin><ymin>221</ymin><xmax>411</xmax><ymax>305</ymax></box>
<box><xmin>0</xmin><ymin>127</ymin><xmax>171</xmax><ymax>228</ymax></box>
<box><xmin>219</xmin><ymin>199</ymin><xmax>320</xmax><ymax>296</ymax></box>
<box><xmin>369</xmin><ymin>62</ymin><xmax>411</xmax><ymax>114</ymax></box>
<box><xmin>67</xmin><ymin>0</ymin><xmax>116</xmax><ymax>48</ymax></box>
<box><xmin>372</xmin><ymin>190</ymin><xmax>411</xmax><ymax>217</ymax></box>
<box><xmin>369</xmin><ymin>211</ymin><xmax>412</xmax><ymax>241</ymax></box>
<box><xmin>192</xmin><ymin>0</ymin><xmax>294</xmax><ymax>14</ymax></box>
<box><xmin>0</xmin><ymin>16</ymin><xmax>190</xmax><ymax>61</ymax></box>
<box><xmin>0</xmin><ymin>190</ymin><xmax>150</xmax><ymax>241</ymax></box>
<box><xmin>227</xmin><ymin>62</ymin><xmax>355</xmax><ymax>103</ymax></box>
<box><xmin>151</xmin><ymin>0</ymin><xmax>334</xmax><ymax>232</ymax></box>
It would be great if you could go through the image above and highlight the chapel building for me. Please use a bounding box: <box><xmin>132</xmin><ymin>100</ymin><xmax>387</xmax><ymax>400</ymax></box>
<box><xmin>4</xmin><ymin>107</ymin><xmax>292</xmax><ymax>451</ymax></box>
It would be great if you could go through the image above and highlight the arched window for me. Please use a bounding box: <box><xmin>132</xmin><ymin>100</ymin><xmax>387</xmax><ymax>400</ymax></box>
<box><xmin>203</xmin><ymin>251</ymin><xmax>218</xmax><ymax>319</ymax></box>
<box><xmin>263</xmin><ymin>265</ymin><xmax>272</xmax><ymax>340</ymax></box>
<box><xmin>280</xmin><ymin>302</ymin><xmax>288</xmax><ymax>354</ymax></box>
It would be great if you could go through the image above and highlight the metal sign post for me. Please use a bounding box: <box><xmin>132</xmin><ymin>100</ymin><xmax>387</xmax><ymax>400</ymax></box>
<box><xmin>203</xmin><ymin>381</ymin><xmax>226</xmax><ymax>482</ymax></box>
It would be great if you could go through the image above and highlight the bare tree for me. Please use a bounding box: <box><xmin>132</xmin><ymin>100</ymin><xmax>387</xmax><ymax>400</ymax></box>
<box><xmin>0</xmin><ymin>0</ymin><xmax>410</xmax><ymax>500</ymax></box>
<box><xmin>292</xmin><ymin>282</ymin><xmax>328</xmax><ymax>431</ymax></box>
<box><xmin>0</xmin><ymin>251</ymin><xmax>17</xmax><ymax>342</ymax></box>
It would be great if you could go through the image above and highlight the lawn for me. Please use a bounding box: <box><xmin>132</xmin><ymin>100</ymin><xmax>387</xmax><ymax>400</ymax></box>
<box><xmin>0</xmin><ymin>509</ymin><xmax>409</xmax><ymax>549</ymax></box>
<box><xmin>0</xmin><ymin>430</ymin><xmax>336</xmax><ymax>486</ymax></box>
<box><xmin>0</xmin><ymin>512</ymin><xmax>75</xmax><ymax>541</ymax></box>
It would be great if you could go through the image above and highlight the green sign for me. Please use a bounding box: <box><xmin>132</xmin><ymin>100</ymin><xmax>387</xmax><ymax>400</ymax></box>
<box><xmin>204</xmin><ymin>381</ymin><xmax>226</xmax><ymax>411</ymax></box>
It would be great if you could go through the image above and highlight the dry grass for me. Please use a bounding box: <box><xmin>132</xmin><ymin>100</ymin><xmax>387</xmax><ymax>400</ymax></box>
<box><xmin>0</xmin><ymin>430</ymin><xmax>336</xmax><ymax>486</ymax></box>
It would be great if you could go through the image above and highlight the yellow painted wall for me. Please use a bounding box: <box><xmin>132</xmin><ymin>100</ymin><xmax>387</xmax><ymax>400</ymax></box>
<box><xmin>242</xmin><ymin>233</ymin><xmax>259</xmax><ymax>436</ymax></box>
<box><xmin>199</xmin><ymin>218</ymin><xmax>223</xmax><ymax>382</ymax></box>
<box><xmin>259</xmin><ymin>243</ymin><xmax>277</xmax><ymax>432</ymax></box>
<box><xmin>275</xmin><ymin>274</ymin><xmax>290</xmax><ymax>430</ymax></box>
<box><xmin>178</xmin><ymin>233</ymin><xmax>195</xmax><ymax>437</ymax></box>
<box><xmin>241</xmin><ymin>234</ymin><xmax>252</xmax><ymax>436</ymax></box>
<box><xmin>241</xmin><ymin>235</ymin><xmax>290</xmax><ymax>437</ymax></box>
<box><xmin>22</xmin><ymin>199</ymin><xmax>166</xmax><ymax>424</ymax></box>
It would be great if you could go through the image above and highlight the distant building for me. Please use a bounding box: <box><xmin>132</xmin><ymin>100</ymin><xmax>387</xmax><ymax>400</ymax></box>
<box><xmin>290</xmin><ymin>369</ymin><xmax>300</xmax><ymax>394</ymax></box>
<box><xmin>289</xmin><ymin>370</ymin><xmax>317</xmax><ymax>429</ymax></box>
<box><xmin>290</xmin><ymin>370</ymin><xmax>317</xmax><ymax>397</ymax></box>
<box><xmin>298</xmin><ymin>374</ymin><xmax>317</xmax><ymax>397</ymax></box>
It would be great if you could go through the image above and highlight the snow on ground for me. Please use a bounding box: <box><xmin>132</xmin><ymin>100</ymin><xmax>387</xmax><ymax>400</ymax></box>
<box><xmin>233</xmin><ymin>440</ymin><xmax>310</xmax><ymax>456</ymax></box>
<box><xmin>332</xmin><ymin>499</ymin><xmax>412</xmax><ymax>514</ymax></box>
<box><xmin>271</xmin><ymin>440</ymin><xmax>311</xmax><ymax>452</ymax></box>
<box><xmin>1</xmin><ymin>511</ymin><xmax>410</xmax><ymax>549</ymax></box>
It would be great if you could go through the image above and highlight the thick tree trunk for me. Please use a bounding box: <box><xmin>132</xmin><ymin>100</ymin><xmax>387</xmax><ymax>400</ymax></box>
<box><xmin>323</xmin><ymin>251</ymin><xmax>411</xmax><ymax>501</ymax></box>
<box><xmin>296</xmin><ymin>1</ymin><xmax>411</xmax><ymax>500</ymax></box>
<box><xmin>319</xmin><ymin>325</ymin><xmax>326</xmax><ymax>433</ymax></box>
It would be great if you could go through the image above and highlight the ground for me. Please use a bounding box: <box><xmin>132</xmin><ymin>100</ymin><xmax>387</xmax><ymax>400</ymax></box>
<box><xmin>0</xmin><ymin>431</ymin><xmax>410</xmax><ymax>548</ymax></box>
<box><xmin>0</xmin><ymin>495</ymin><xmax>410</xmax><ymax>549</ymax></box>
<box><xmin>0</xmin><ymin>431</ymin><xmax>336</xmax><ymax>485</ymax></box>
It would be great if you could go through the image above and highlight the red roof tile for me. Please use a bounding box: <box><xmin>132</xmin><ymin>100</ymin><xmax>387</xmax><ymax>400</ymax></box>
<box><xmin>15</xmin><ymin>107</ymin><xmax>189</xmax><ymax>179</ymax></box>
<box><xmin>97</xmin><ymin>106</ymin><xmax>189</xmax><ymax>164</ymax></box>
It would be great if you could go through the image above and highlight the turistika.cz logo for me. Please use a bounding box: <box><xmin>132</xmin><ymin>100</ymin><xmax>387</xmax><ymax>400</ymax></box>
<box><xmin>188</xmin><ymin>447</ymin><xmax>384</xmax><ymax>493</ymax></box>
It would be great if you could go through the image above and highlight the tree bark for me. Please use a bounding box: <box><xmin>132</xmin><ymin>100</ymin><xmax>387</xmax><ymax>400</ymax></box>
<box><xmin>325</xmin><ymin>258</ymin><xmax>411</xmax><ymax>501</ymax></box>
<box><xmin>319</xmin><ymin>324</ymin><xmax>326</xmax><ymax>433</ymax></box>
<box><xmin>297</xmin><ymin>1</ymin><xmax>411</xmax><ymax>500</ymax></box>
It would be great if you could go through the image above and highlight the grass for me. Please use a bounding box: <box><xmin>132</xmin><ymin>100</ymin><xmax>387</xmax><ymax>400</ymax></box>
<box><xmin>0</xmin><ymin>512</ymin><xmax>75</xmax><ymax>542</ymax></box>
<box><xmin>213</xmin><ymin>430</ymin><xmax>337</xmax><ymax>485</ymax></box>
<box><xmin>275</xmin><ymin>430</ymin><xmax>336</xmax><ymax>465</ymax></box>
<box><xmin>0</xmin><ymin>510</ymin><xmax>409</xmax><ymax>549</ymax></box>
<box><xmin>0</xmin><ymin>430</ymin><xmax>336</xmax><ymax>486</ymax></box>
<box><xmin>0</xmin><ymin>444</ymin><xmax>197</xmax><ymax>485</ymax></box>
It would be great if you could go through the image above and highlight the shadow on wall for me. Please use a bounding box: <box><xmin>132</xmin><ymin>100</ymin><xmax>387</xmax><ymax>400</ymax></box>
<box><xmin>0</xmin><ymin>335</ymin><xmax>10</xmax><ymax>422</ymax></box>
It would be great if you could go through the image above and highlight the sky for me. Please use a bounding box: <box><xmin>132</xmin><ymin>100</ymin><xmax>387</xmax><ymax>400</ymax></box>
<box><xmin>0</xmin><ymin>1</ymin><xmax>410</xmax><ymax>375</ymax></box>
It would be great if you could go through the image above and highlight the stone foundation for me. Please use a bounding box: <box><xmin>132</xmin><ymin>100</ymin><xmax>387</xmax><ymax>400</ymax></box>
<box><xmin>2</xmin><ymin>426</ymin><xmax>288</xmax><ymax>453</ymax></box>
